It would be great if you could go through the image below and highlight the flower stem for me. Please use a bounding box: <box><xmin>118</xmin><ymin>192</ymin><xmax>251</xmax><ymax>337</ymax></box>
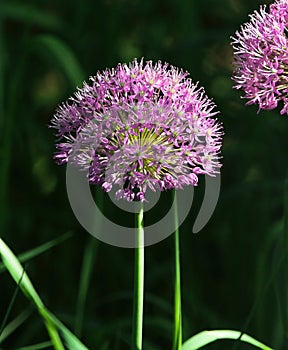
<box><xmin>173</xmin><ymin>191</ymin><xmax>182</xmax><ymax>350</ymax></box>
<box><xmin>132</xmin><ymin>204</ymin><xmax>144</xmax><ymax>350</ymax></box>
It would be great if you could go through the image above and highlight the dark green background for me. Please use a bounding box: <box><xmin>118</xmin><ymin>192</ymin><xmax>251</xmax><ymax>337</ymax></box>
<box><xmin>0</xmin><ymin>0</ymin><xmax>286</xmax><ymax>349</ymax></box>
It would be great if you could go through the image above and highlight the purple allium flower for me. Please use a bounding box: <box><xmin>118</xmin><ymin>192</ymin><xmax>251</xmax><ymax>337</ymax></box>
<box><xmin>51</xmin><ymin>59</ymin><xmax>223</xmax><ymax>202</ymax></box>
<box><xmin>231</xmin><ymin>0</ymin><xmax>288</xmax><ymax>114</ymax></box>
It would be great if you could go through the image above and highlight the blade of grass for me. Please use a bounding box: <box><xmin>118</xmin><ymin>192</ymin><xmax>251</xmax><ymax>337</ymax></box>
<box><xmin>0</xmin><ymin>42</ymin><xmax>30</xmax><ymax>235</ymax></box>
<box><xmin>0</xmin><ymin>232</ymin><xmax>73</xmax><ymax>274</ymax></box>
<box><xmin>0</xmin><ymin>266</ymin><xmax>26</xmax><ymax>337</ymax></box>
<box><xmin>74</xmin><ymin>237</ymin><xmax>98</xmax><ymax>337</ymax></box>
<box><xmin>41</xmin><ymin>310</ymin><xmax>90</xmax><ymax>350</ymax></box>
<box><xmin>74</xmin><ymin>186</ymin><xmax>102</xmax><ymax>337</ymax></box>
<box><xmin>16</xmin><ymin>341</ymin><xmax>52</xmax><ymax>350</ymax></box>
<box><xmin>0</xmin><ymin>37</ymin><xmax>13</xmax><ymax>235</ymax></box>
<box><xmin>0</xmin><ymin>238</ymin><xmax>64</xmax><ymax>350</ymax></box>
<box><xmin>0</xmin><ymin>308</ymin><xmax>32</xmax><ymax>343</ymax></box>
<box><xmin>233</xmin><ymin>233</ymin><xmax>285</xmax><ymax>350</ymax></box>
<box><xmin>31</xmin><ymin>34</ymin><xmax>85</xmax><ymax>87</ymax></box>
<box><xmin>181</xmin><ymin>330</ymin><xmax>273</xmax><ymax>350</ymax></box>
<box><xmin>0</xmin><ymin>238</ymin><xmax>89</xmax><ymax>350</ymax></box>
<box><xmin>0</xmin><ymin>3</ymin><xmax>63</xmax><ymax>31</ymax></box>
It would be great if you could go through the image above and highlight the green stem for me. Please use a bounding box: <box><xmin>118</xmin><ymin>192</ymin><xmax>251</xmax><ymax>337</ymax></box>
<box><xmin>173</xmin><ymin>191</ymin><xmax>182</xmax><ymax>350</ymax></box>
<box><xmin>132</xmin><ymin>205</ymin><xmax>144</xmax><ymax>350</ymax></box>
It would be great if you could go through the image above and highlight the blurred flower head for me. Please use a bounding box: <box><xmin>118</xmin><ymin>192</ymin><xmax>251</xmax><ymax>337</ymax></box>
<box><xmin>51</xmin><ymin>59</ymin><xmax>223</xmax><ymax>202</ymax></box>
<box><xmin>231</xmin><ymin>0</ymin><xmax>288</xmax><ymax>114</ymax></box>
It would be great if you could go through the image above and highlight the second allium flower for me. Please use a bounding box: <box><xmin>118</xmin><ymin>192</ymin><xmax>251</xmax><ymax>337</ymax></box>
<box><xmin>231</xmin><ymin>0</ymin><xmax>288</xmax><ymax>114</ymax></box>
<box><xmin>51</xmin><ymin>59</ymin><xmax>223</xmax><ymax>201</ymax></box>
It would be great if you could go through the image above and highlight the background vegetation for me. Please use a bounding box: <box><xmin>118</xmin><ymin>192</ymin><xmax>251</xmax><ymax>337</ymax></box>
<box><xmin>0</xmin><ymin>0</ymin><xmax>287</xmax><ymax>349</ymax></box>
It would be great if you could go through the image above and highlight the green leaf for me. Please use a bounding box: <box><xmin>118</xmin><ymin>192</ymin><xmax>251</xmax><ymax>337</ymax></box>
<box><xmin>0</xmin><ymin>238</ymin><xmax>90</xmax><ymax>350</ymax></box>
<box><xmin>75</xmin><ymin>237</ymin><xmax>98</xmax><ymax>336</ymax></box>
<box><xmin>0</xmin><ymin>238</ymin><xmax>44</xmax><ymax>309</ymax></box>
<box><xmin>16</xmin><ymin>341</ymin><xmax>52</xmax><ymax>350</ymax></box>
<box><xmin>0</xmin><ymin>232</ymin><xmax>73</xmax><ymax>274</ymax></box>
<box><xmin>43</xmin><ymin>311</ymin><xmax>90</xmax><ymax>350</ymax></box>
<box><xmin>32</xmin><ymin>34</ymin><xmax>85</xmax><ymax>87</ymax></box>
<box><xmin>0</xmin><ymin>309</ymin><xmax>31</xmax><ymax>342</ymax></box>
<box><xmin>0</xmin><ymin>3</ymin><xmax>63</xmax><ymax>31</ymax></box>
<box><xmin>181</xmin><ymin>330</ymin><xmax>274</xmax><ymax>350</ymax></box>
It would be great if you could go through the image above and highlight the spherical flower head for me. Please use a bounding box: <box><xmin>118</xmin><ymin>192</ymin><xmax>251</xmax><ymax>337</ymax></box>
<box><xmin>231</xmin><ymin>0</ymin><xmax>288</xmax><ymax>114</ymax></box>
<box><xmin>50</xmin><ymin>59</ymin><xmax>223</xmax><ymax>202</ymax></box>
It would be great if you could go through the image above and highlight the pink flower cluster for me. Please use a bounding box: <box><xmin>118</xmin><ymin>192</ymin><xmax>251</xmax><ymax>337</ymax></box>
<box><xmin>51</xmin><ymin>59</ymin><xmax>223</xmax><ymax>201</ymax></box>
<box><xmin>231</xmin><ymin>0</ymin><xmax>288</xmax><ymax>114</ymax></box>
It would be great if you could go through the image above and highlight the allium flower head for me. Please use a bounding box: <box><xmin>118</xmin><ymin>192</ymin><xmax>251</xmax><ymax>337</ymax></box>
<box><xmin>231</xmin><ymin>0</ymin><xmax>288</xmax><ymax>114</ymax></box>
<box><xmin>51</xmin><ymin>59</ymin><xmax>223</xmax><ymax>202</ymax></box>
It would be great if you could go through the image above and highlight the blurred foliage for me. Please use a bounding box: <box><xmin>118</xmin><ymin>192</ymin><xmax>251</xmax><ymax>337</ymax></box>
<box><xmin>0</xmin><ymin>0</ymin><xmax>287</xmax><ymax>349</ymax></box>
